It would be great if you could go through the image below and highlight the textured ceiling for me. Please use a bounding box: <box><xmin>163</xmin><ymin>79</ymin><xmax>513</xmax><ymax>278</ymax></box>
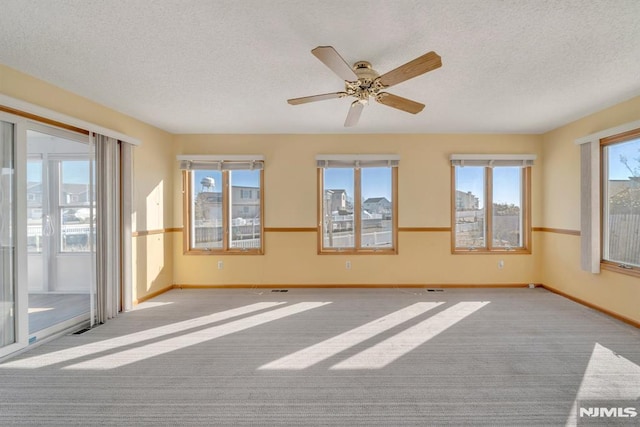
<box><xmin>1</xmin><ymin>0</ymin><xmax>639</xmax><ymax>134</ymax></box>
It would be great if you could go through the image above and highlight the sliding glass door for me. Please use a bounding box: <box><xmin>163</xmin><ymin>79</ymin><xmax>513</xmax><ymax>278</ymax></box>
<box><xmin>26</xmin><ymin>125</ymin><xmax>94</xmax><ymax>339</ymax></box>
<box><xmin>0</xmin><ymin>105</ymin><xmax>130</xmax><ymax>360</ymax></box>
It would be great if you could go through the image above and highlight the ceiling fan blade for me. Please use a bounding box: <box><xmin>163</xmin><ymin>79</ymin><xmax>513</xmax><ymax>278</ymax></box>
<box><xmin>375</xmin><ymin>92</ymin><xmax>425</xmax><ymax>114</ymax></box>
<box><xmin>287</xmin><ymin>92</ymin><xmax>347</xmax><ymax>105</ymax></box>
<box><xmin>344</xmin><ymin>101</ymin><xmax>364</xmax><ymax>127</ymax></box>
<box><xmin>377</xmin><ymin>51</ymin><xmax>442</xmax><ymax>88</ymax></box>
<box><xmin>311</xmin><ymin>46</ymin><xmax>358</xmax><ymax>82</ymax></box>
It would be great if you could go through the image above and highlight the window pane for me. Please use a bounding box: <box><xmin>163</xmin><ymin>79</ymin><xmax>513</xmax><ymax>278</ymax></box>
<box><xmin>361</xmin><ymin>167</ymin><xmax>393</xmax><ymax>248</ymax></box>
<box><xmin>191</xmin><ymin>170</ymin><xmax>223</xmax><ymax>250</ymax></box>
<box><xmin>492</xmin><ymin>167</ymin><xmax>523</xmax><ymax>248</ymax></box>
<box><xmin>60</xmin><ymin>161</ymin><xmax>92</xmax><ymax>207</ymax></box>
<box><xmin>61</xmin><ymin>208</ymin><xmax>91</xmax><ymax>251</ymax></box>
<box><xmin>27</xmin><ymin>160</ymin><xmax>43</xmax><ymax>253</ymax></box>
<box><xmin>59</xmin><ymin>160</ymin><xmax>94</xmax><ymax>253</ymax></box>
<box><xmin>455</xmin><ymin>166</ymin><xmax>485</xmax><ymax>248</ymax></box>
<box><xmin>229</xmin><ymin>170</ymin><xmax>261</xmax><ymax>249</ymax></box>
<box><xmin>322</xmin><ymin>168</ymin><xmax>354</xmax><ymax>249</ymax></box>
<box><xmin>603</xmin><ymin>137</ymin><xmax>640</xmax><ymax>267</ymax></box>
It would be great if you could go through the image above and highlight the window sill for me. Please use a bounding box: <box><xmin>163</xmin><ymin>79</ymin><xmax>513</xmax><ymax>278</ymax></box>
<box><xmin>601</xmin><ymin>261</ymin><xmax>640</xmax><ymax>278</ymax></box>
<box><xmin>452</xmin><ymin>248</ymin><xmax>531</xmax><ymax>255</ymax></box>
<box><xmin>184</xmin><ymin>249</ymin><xmax>264</xmax><ymax>256</ymax></box>
<box><xmin>318</xmin><ymin>249</ymin><xmax>398</xmax><ymax>255</ymax></box>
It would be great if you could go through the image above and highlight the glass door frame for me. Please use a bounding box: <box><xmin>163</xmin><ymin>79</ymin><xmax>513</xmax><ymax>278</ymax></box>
<box><xmin>26</xmin><ymin>122</ymin><xmax>95</xmax><ymax>342</ymax></box>
<box><xmin>0</xmin><ymin>111</ymin><xmax>28</xmax><ymax>359</ymax></box>
<box><xmin>0</xmin><ymin>113</ymin><xmax>96</xmax><ymax>359</ymax></box>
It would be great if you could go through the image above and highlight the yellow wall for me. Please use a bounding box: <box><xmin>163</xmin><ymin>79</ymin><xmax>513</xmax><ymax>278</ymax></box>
<box><xmin>541</xmin><ymin>95</ymin><xmax>640</xmax><ymax>324</ymax></box>
<box><xmin>0</xmin><ymin>64</ymin><xmax>176</xmax><ymax>301</ymax></box>
<box><xmin>172</xmin><ymin>134</ymin><xmax>543</xmax><ymax>286</ymax></box>
<box><xmin>5</xmin><ymin>63</ymin><xmax>637</xmax><ymax>324</ymax></box>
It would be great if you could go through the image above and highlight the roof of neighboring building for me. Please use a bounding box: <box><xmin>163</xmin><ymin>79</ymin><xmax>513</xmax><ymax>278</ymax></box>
<box><xmin>363</xmin><ymin>197</ymin><xmax>389</xmax><ymax>204</ymax></box>
<box><xmin>27</xmin><ymin>182</ymin><xmax>90</xmax><ymax>194</ymax></box>
<box><xmin>197</xmin><ymin>192</ymin><xmax>222</xmax><ymax>203</ymax></box>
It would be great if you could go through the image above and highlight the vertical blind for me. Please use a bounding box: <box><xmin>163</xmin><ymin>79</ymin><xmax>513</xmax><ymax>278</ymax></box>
<box><xmin>580</xmin><ymin>142</ymin><xmax>600</xmax><ymax>273</ymax></box>
<box><xmin>94</xmin><ymin>133</ymin><xmax>128</xmax><ymax>324</ymax></box>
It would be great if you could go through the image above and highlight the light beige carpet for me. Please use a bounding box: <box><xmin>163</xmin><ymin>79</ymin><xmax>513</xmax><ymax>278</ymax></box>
<box><xmin>1</xmin><ymin>287</ymin><xmax>639</xmax><ymax>426</ymax></box>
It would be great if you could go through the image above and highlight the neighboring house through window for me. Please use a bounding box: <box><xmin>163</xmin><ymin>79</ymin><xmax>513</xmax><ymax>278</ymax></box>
<box><xmin>451</xmin><ymin>154</ymin><xmax>534</xmax><ymax>253</ymax></box>
<box><xmin>317</xmin><ymin>155</ymin><xmax>398</xmax><ymax>254</ymax></box>
<box><xmin>27</xmin><ymin>157</ymin><xmax>95</xmax><ymax>253</ymax></box>
<box><xmin>179</xmin><ymin>155</ymin><xmax>264</xmax><ymax>254</ymax></box>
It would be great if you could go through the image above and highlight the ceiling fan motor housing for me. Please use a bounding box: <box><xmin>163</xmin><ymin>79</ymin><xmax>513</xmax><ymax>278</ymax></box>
<box><xmin>347</xmin><ymin>61</ymin><xmax>383</xmax><ymax>103</ymax></box>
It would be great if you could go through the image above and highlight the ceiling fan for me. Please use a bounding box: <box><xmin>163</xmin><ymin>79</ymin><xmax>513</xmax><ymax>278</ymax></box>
<box><xmin>287</xmin><ymin>46</ymin><xmax>442</xmax><ymax>127</ymax></box>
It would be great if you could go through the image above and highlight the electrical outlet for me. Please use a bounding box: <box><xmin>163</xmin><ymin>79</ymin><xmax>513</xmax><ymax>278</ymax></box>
<box><xmin>346</xmin><ymin>260</ymin><xmax>351</xmax><ymax>270</ymax></box>
<box><xmin>217</xmin><ymin>260</ymin><xmax>224</xmax><ymax>270</ymax></box>
<box><xmin>498</xmin><ymin>260</ymin><xmax>504</xmax><ymax>269</ymax></box>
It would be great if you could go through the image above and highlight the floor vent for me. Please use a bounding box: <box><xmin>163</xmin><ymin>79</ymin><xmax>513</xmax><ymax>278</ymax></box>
<box><xmin>271</xmin><ymin>289</ymin><xmax>289</xmax><ymax>292</ymax></box>
<box><xmin>427</xmin><ymin>289</ymin><xmax>444</xmax><ymax>292</ymax></box>
<box><xmin>72</xmin><ymin>327</ymin><xmax>92</xmax><ymax>335</ymax></box>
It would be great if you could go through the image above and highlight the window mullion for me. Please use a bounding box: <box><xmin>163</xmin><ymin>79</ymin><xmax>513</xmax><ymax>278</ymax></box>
<box><xmin>50</xmin><ymin>159</ymin><xmax>61</xmax><ymax>255</ymax></box>
<box><xmin>354</xmin><ymin>168</ymin><xmax>362</xmax><ymax>251</ymax></box>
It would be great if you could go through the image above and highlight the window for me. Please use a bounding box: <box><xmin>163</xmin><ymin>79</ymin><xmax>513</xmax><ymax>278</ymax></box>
<box><xmin>27</xmin><ymin>156</ymin><xmax>95</xmax><ymax>254</ymax></box>
<box><xmin>59</xmin><ymin>159</ymin><xmax>95</xmax><ymax>252</ymax></box>
<box><xmin>601</xmin><ymin>128</ymin><xmax>640</xmax><ymax>272</ymax></box>
<box><xmin>451</xmin><ymin>154</ymin><xmax>534</xmax><ymax>253</ymax></box>
<box><xmin>317</xmin><ymin>155</ymin><xmax>398</xmax><ymax>254</ymax></box>
<box><xmin>179</xmin><ymin>155</ymin><xmax>264</xmax><ymax>254</ymax></box>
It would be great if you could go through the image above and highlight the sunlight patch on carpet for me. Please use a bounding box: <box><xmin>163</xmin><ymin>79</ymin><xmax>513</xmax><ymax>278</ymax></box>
<box><xmin>64</xmin><ymin>302</ymin><xmax>331</xmax><ymax>370</ymax></box>
<box><xmin>258</xmin><ymin>302</ymin><xmax>444</xmax><ymax>370</ymax></box>
<box><xmin>28</xmin><ymin>307</ymin><xmax>54</xmax><ymax>314</ymax></box>
<box><xmin>130</xmin><ymin>301</ymin><xmax>174</xmax><ymax>311</ymax></box>
<box><xmin>1</xmin><ymin>302</ymin><xmax>285</xmax><ymax>369</ymax></box>
<box><xmin>330</xmin><ymin>301</ymin><xmax>490</xmax><ymax>370</ymax></box>
<box><xmin>566</xmin><ymin>342</ymin><xmax>640</xmax><ymax>425</ymax></box>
